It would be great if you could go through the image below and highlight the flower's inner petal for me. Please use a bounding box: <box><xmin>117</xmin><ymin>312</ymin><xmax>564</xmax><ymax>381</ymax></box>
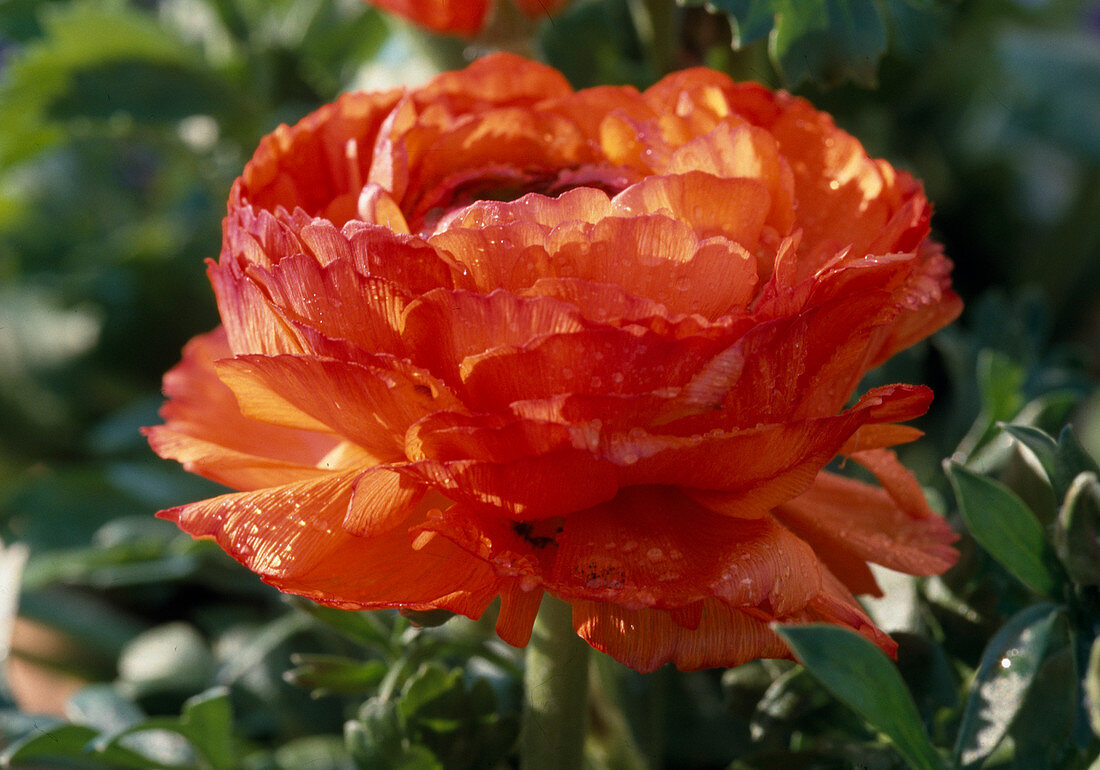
<box><xmin>611</xmin><ymin>173</ymin><xmax>771</xmax><ymax>248</ymax></box>
<box><xmin>401</xmin><ymin>289</ymin><xmax>588</xmax><ymax>385</ymax></box>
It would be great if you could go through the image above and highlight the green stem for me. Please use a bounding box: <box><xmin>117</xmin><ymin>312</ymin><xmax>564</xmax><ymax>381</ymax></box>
<box><xmin>521</xmin><ymin>594</ymin><xmax>590</xmax><ymax>770</ymax></box>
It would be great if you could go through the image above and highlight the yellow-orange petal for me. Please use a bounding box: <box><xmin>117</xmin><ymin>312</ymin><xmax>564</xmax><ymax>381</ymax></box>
<box><xmin>401</xmin><ymin>289</ymin><xmax>587</xmax><ymax>385</ymax></box>
<box><xmin>612</xmin><ymin>173</ymin><xmax>771</xmax><ymax>248</ymax></box>
<box><xmin>147</xmin><ymin>328</ymin><xmax>336</xmax><ymax>490</ymax></box>
<box><xmin>215</xmin><ymin>355</ymin><xmax>462</xmax><ymax>458</ymax></box>
<box><xmin>245</xmin><ymin>254</ymin><xmax>409</xmax><ymax>358</ymax></box>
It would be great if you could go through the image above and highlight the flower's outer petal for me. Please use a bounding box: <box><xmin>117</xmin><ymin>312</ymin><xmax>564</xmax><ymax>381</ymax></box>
<box><xmin>774</xmin><ymin>468</ymin><xmax>957</xmax><ymax>581</ymax></box>
<box><xmin>215</xmin><ymin>355</ymin><xmax>463</xmax><ymax>459</ymax></box>
<box><xmin>145</xmin><ymin>328</ymin><xmax>336</xmax><ymax>490</ymax></box>
<box><xmin>870</xmin><ymin>243</ymin><xmax>964</xmax><ymax>365</ymax></box>
<box><xmin>547</xmin><ymin>215</ymin><xmax>758</xmax><ymax>319</ymax></box>
<box><xmin>571</xmin><ymin>598</ymin><xmax>790</xmax><ymax>673</ymax></box>
<box><xmin>246</xmin><ymin>254</ymin><xmax>409</xmax><ymax>358</ymax></box>
<box><xmin>440</xmin><ymin>186</ymin><xmax>613</xmax><ymax>232</ymax></box>
<box><xmin>413</xmin><ymin>53</ymin><xmax>574</xmax><ymax>109</ymax></box>
<box><xmin>343</xmin><ymin>466</ymin><xmax>427</xmax><ymax>537</ymax></box>
<box><xmin>794</xmin><ymin>567</ymin><xmax>898</xmax><ymax>658</ymax></box>
<box><xmin>495</xmin><ymin>584</ymin><xmax>544</xmax><ymax>647</ymax></box>
<box><xmin>161</xmin><ymin>473</ymin><xmax>500</xmax><ymax>617</ymax></box>
<box><xmin>624</xmin><ymin>385</ymin><xmax>930</xmax><ymax>507</ymax></box>
<box><xmin>405</xmin><ymin>411</ymin><xmax>575</xmax><ymax>464</ymax></box>
<box><xmin>209</xmin><ymin>260</ymin><xmax>307</xmax><ymax>357</ymax></box>
<box><xmin>520</xmin><ymin>278</ymin><xmax>713</xmax><ymax>333</ymax></box>
<box><xmin>767</xmin><ymin>102</ymin><xmax>921</xmax><ymax>269</ymax></box>
<box><xmin>549</xmin><ymin>488</ymin><xmax>821</xmax><ymax>614</ymax></box>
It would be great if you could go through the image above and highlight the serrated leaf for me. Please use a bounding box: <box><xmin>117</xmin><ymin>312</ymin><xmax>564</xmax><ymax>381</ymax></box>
<box><xmin>775</xmin><ymin>624</ymin><xmax>945</xmax><ymax>770</ymax></box>
<box><xmin>945</xmin><ymin>461</ymin><xmax>1064</xmax><ymax>596</ymax></box>
<box><xmin>953</xmin><ymin>603</ymin><xmax>1070</xmax><ymax>767</ymax></box>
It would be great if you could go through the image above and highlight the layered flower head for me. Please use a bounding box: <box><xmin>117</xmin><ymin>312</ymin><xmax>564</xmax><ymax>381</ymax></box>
<box><xmin>148</xmin><ymin>54</ymin><xmax>961</xmax><ymax>672</ymax></box>
<box><xmin>367</xmin><ymin>0</ymin><xmax>568</xmax><ymax>36</ymax></box>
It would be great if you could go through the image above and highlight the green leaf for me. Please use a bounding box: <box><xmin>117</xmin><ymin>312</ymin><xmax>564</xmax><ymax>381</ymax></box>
<box><xmin>945</xmin><ymin>461</ymin><xmax>1064</xmax><ymax>596</ymax></box>
<box><xmin>1055</xmin><ymin>472</ymin><xmax>1100</xmax><ymax>586</ymax></box>
<box><xmin>346</xmin><ymin>698</ymin><xmax>443</xmax><ymax>770</ymax></box>
<box><xmin>692</xmin><ymin>0</ymin><xmax>911</xmax><ymax>87</ymax></box>
<box><xmin>399</xmin><ymin>664</ymin><xmax>463</xmax><ymax>721</ymax></box>
<box><xmin>285</xmin><ymin>597</ymin><xmax>393</xmax><ymax>654</ymax></box>
<box><xmin>94</xmin><ymin>687</ymin><xmax>235</xmax><ymax>770</ymax></box>
<box><xmin>272</xmin><ymin>735</ymin><xmax>355</xmax><ymax>770</ymax></box>
<box><xmin>1002</xmin><ymin>423</ymin><xmax>1100</xmax><ymax>501</ymax></box>
<box><xmin>1086</xmin><ymin>636</ymin><xmax>1100</xmax><ymax>738</ymax></box>
<box><xmin>772</xmin><ymin>0</ymin><xmax>887</xmax><ymax>87</ymax></box>
<box><xmin>775</xmin><ymin>624</ymin><xmax>945</xmax><ymax>770</ymax></box>
<box><xmin>953</xmin><ymin>603</ymin><xmax>1071</xmax><ymax>768</ymax></box>
<box><xmin>0</xmin><ymin>723</ymin><xmax>162</xmax><ymax>769</ymax></box>
<box><xmin>283</xmin><ymin>654</ymin><xmax>388</xmax><ymax>697</ymax></box>
<box><xmin>956</xmin><ymin>350</ymin><xmax>1027</xmax><ymax>464</ymax></box>
<box><xmin>0</xmin><ymin>0</ymin><xmax>227</xmax><ymax>166</ymax></box>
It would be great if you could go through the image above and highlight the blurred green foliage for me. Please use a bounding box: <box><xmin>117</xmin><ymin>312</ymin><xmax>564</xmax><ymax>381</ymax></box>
<box><xmin>0</xmin><ymin>0</ymin><xmax>1098</xmax><ymax>767</ymax></box>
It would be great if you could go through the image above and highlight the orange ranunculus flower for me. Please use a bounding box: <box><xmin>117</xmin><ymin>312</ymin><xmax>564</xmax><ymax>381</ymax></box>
<box><xmin>367</xmin><ymin>0</ymin><xmax>568</xmax><ymax>36</ymax></box>
<box><xmin>147</xmin><ymin>54</ymin><xmax>961</xmax><ymax>672</ymax></box>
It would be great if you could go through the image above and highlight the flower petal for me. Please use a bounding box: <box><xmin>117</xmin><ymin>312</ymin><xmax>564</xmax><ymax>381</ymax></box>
<box><xmin>162</xmin><ymin>472</ymin><xmax>501</xmax><ymax>616</ymax></box>
<box><xmin>774</xmin><ymin>468</ymin><xmax>957</xmax><ymax>580</ymax></box>
<box><xmin>215</xmin><ymin>355</ymin><xmax>462</xmax><ymax>458</ymax></box>
<box><xmin>572</xmin><ymin>598</ymin><xmax>789</xmax><ymax>673</ymax></box>
<box><xmin>145</xmin><ymin>328</ymin><xmax>336</xmax><ymax>490</ymax></box>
